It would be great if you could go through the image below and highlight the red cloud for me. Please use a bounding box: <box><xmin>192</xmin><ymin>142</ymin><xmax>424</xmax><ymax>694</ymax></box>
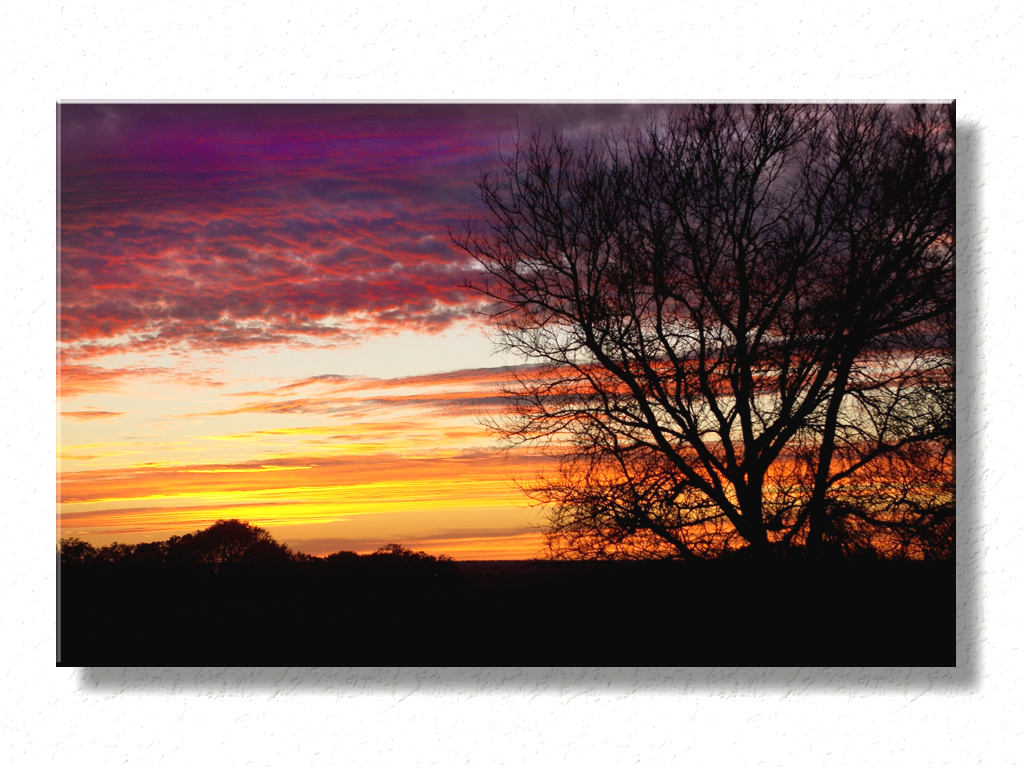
<box><xmin>62</xmin><ymin>410</ymin><xmax>125</xmax><ymax>421</ymax></box>
<box><xmin>60</xmin><ymin>361</ymin><xmax>225</xmax><ymax>399</ymax></box>
<box><xmin>59</xmin><ymin>104</ymin><xmax>649</xmax><ymax>363</ymax></box>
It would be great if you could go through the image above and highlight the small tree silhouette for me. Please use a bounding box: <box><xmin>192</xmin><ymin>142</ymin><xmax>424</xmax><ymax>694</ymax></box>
<box><xmin>372</xmin><ymin>543</ymin><xmax>455</xmax><ymax>563</ymax></box>
<box><xmin>374</xmin><ymin>543</ymin><xmax>424</xmax><ymax>558</ymax></box>
<box><xmin>57</xmin><ymin>537</ymin><xmax>98</xmax><ymax>565</ymax></box>
<box><xmin>167</xmin><ymin>519</ymin><xmax>293</xmax><ymax>566</ymax></box>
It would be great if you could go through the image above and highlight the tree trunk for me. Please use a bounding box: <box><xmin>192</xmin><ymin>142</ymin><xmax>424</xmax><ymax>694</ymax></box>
<box><xmin>805</xmin><ymin>357</ymin><xmax>855</xmax><ymax>555</ymax></box>
<box><xmin>738</xmin><ymin>473</ymin><xmax>770</xmax><ymax>556</ymax></box>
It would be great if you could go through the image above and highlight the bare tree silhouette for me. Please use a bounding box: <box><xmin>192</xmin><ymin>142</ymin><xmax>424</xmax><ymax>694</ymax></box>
<box><xmin>455</xmin><ymin>104</ymin><xmax>955</xmax><ymax>560</ymax></box>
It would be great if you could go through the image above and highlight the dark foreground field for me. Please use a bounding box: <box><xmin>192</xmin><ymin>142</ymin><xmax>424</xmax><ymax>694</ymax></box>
<box><xmin>58</xmin><ymin>557</ymin><xmax>952</xmax><ymax>666</ymax></box>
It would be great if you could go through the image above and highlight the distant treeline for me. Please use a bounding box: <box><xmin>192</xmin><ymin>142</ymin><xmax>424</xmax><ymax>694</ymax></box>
<box><xmin>59</xmin><ymin>519</ymin><xmax>293</xmax><ymax>566</ymax></box>
<box><xmin>58</xmin><ymin>519</ymin><xmax>456</xmax><ymax>573</ymax></box>
<box><xmin>58</xmin><ymin>519</ymin><xmax>953</xmax><ymax>667</ymax></box>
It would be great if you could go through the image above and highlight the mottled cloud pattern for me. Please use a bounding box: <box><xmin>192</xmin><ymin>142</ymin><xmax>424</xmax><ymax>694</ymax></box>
<box><xmin>59</xmin><ymin>104</ymin><xmax>646</xmax><ymax>364</ymax></box>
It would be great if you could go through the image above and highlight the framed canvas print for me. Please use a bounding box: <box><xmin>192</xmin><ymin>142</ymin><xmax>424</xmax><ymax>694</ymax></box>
<box><xmin>57</xmin><ymin>102</ymin><xmax>954</xmax><ymax>666</ymax></box>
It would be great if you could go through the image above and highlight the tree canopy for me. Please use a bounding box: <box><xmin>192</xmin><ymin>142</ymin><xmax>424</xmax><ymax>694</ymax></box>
<box><xmin>165</xmin><ymin>519</ymin><xmax>294</xmax><ymax>565</ymax></box>
<box><xmin>456</xmin><ymin>103</ymin><xmax>955</xmax><ymax>560</ymax></box>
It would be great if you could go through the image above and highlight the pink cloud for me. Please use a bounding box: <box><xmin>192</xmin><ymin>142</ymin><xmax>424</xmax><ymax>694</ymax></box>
<box><xmin>60</xmin><ymin>361</ymin><xmax>225</xmax><ymax>399</ymax></box>
<box><xmin>62</xmin><ymin>410</ymin><xmax>125</xmax><ymax>421</ymax></box>
<box><xmin>59</xmin><ymin>104</ymin><xmax>651</xmax><ymax>362</ymax></box>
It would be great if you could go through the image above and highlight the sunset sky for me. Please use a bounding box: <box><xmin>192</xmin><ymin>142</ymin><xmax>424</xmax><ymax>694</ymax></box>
<box><xmin>57</xmin><ymin>103</ymin><xmax>652</xmax><ymax>559</ymax></box>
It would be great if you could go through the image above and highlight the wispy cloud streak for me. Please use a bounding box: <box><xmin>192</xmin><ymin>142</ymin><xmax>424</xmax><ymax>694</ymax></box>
<box><xmin>62</xmin><ymin>410</ymin><xmax>125</xmax><ymax>421</ymax></box>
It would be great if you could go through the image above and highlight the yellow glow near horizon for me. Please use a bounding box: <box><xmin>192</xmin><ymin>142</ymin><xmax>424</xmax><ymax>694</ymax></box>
<box><xmin>58</xmin><ymin>340</ymin><xmax>549</xmax><ymax>559</ymax></box>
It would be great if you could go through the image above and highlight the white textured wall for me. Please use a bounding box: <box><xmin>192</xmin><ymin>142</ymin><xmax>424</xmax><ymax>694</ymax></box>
<box><xmin>3</xmin><ymin>3</ymin><xmax>1018</xmax><ymax>764</ymax></box>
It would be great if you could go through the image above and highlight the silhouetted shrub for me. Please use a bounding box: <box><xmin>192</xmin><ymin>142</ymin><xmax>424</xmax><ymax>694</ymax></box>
<box><xmin>166</xmin><ymin>519</ymin><xmax>294</xmax><ymax>566</ymax></box>
<box><xmin>58</xmin><ymin>537</ymin><xmax>98</xmax><ymax>565</ymax></box>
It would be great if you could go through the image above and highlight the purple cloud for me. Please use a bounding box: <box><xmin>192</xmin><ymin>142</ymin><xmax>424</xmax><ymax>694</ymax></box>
<box><xmin>59</xmin><ymin>103</ymin><xmax>653</xmax><ymax>359</ymax></box>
